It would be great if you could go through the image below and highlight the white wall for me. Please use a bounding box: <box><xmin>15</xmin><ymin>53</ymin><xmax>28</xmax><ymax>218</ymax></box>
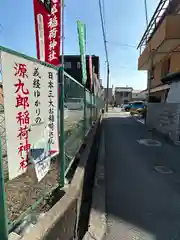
<box><xmin>166</xmin><ymin>81</ymin><xmax>180</xmax><ymax>103</ymax></box>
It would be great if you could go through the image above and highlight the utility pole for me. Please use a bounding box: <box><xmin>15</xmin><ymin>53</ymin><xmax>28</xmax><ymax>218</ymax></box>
<box><xmin>106</xmin><ymin>64</ymin><xmax>110</xmax><ymax>112</ymax></box>
<box><xmin>144</xmin><ymin>0</ymin><xmax>152</xmax><ymax>103</ymax></box>
<box><xmin>147</xmin><ymin>49</ymin><xmax>155</xmax><ymax>102</ymax></box>
<box><xmin>144</xmin><ymin>0</ymin><xmax>149</xmax><ymax>26</ymax></box>
<box><xmin>98</xmin><ymin>0</ymin><xmax>110</xmax><ymax>112</ymax></box>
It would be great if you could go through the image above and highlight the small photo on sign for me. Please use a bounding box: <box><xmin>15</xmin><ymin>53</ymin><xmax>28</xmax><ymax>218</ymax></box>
<box><xmin>30</xmin><ymin>124</ymin><xmax>51</xmax><ymax>182</ymax></box>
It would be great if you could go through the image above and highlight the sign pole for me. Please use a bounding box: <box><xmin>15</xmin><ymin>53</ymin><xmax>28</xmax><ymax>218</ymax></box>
<box><xmin>89</xmin><ymin>56</ymin><xmax>93</xmax><ymax>125</ymax></box>
<box><xmin>90</xmin><ymin>92</ymin><xmax>92</xmax><ymax>125</ymax></box>
<box><xmin>59</xmin><ymin>67</ymin><xmax>65</xmax><ymax>187</ymax></box>
<box><xmin>59</xmin><ymin>0</ymin><xmax>65</xmax><ymax>187</ymax></box>
<box><xmin>84</xmin><ymin>86</ymin><xmax>87</xmax><ymax>135</ymax></box>
<box><xmin>0</xmin><ymin>137</ymin><xmax>8</xmax><ymax>240</ymax></box>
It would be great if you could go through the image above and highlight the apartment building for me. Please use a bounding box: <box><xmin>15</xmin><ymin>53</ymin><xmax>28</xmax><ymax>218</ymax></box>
<box><xmin>114</xmin><ymin>87</ymin><xmax>133</xmax><ymax>105</ymax></box>
<box><xmin>60</xmin><ymin>55</ymin><xmax>100</xmax><ymax>92</ymax></box>
<box><xmin>132</xmin><ymin>90</ymin><xmax>146</xmax><ymax>102</ymax></box>
<box><xmin>137</xmin><ymin>0</ymin><xmax>180</xmax><ymax>102</ymax></box>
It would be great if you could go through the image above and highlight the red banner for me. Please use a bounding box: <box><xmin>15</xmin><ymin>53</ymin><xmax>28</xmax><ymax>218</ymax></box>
<box><xmin>89</xmin><ymin>55</ymin><xmax>93</xmax><ymax>91</ymax></box>
<box><xmin>33</xmin><ymin>0</ymin><xmax>61</xmax><ymax>66</ymax></box>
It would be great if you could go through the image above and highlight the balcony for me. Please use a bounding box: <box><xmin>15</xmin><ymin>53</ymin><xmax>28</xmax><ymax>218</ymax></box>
<box><xmin>138</xmin><ymin>15</ymin><xmax>180</xmax><ymax>70</ymax></box>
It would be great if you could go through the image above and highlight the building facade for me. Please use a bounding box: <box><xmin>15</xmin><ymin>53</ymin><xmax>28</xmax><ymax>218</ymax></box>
<box><xmin>132</xmin><ymin>90</ymin><xmax>146</xmax><ymax>102</ymax></box>
<box><xmin>60</xmin><ymin>55</ymin><xmax>100</xmax><ymax>92</ymax></box>
<box><xmin>137</xmin><ymin>0</ymin><xmax>180</xmax><ymax>102</ymax></box>
<box><xmin>114</xmin><ymin>87</ymin><xmax>133</xmax><ymax>105</ymax></box>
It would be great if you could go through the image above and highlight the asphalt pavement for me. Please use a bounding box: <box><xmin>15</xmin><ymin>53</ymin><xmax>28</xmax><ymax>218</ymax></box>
<box><xmin>101</xmin><ymin>109</ymin><xmax>180</xmax><ymax>240</ymax></box>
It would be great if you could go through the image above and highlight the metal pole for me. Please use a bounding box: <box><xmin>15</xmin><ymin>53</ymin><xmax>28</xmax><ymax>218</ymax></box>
<box><xmin>0</xmin><ymin>137</ymin><xmax>8</xmax><ymax>240</ymax></box>
<box><xmin>106</xmin><ymin>64</ymin><xmax>110</xmax><ymax>112</ymax></box>
<box><xmin>147</xmin><ymin>50</ymin><xmax>154</xmax><ymax>102</ymax></box>
<box><xmin>90</xmin><ymin>92</ymin><xmax>92</xmax><ymax>125</ymax></box>
<box><xmin>59</xmin><ymin>68</ymin><xmax>65</xmax><ymax>187</ymax></box>
<box><xmin>59</xmin><ymin>0</ymin><xmax>65</xmax><ymax>187</ymax></box>
<box><xmin>144</xmin><ymin>0</ymin><xmax>149</xmax><ymax>26</ymax></box>
<box><xmin>84</xmin><ymin>86</ymin><xmax>87</xmax><ymax>136</ymax></box>
<box><xmin>144</xmin><ymin>0</ymin><xmax>151</xmax><ymax>103</ymax></box>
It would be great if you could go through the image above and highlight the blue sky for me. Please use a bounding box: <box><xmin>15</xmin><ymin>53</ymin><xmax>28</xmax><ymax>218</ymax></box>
<box><xmin>0</xmin><ymin>0</ymin><xmax>159</xmax><ymax>90</ymax></box>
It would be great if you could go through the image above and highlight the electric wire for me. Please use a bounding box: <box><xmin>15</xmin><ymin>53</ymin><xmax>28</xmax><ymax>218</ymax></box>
<box><xmin>107</xmin><ymin>41</ymin><xmax>137</xmax><ymax>49</ymax></box>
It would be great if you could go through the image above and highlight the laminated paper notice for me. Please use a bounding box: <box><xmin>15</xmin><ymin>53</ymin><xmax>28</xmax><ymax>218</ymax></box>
<box><xmin>30</xmin><ymin>124</ymin><xmax>51</xmax><ymax>182</ymax></box>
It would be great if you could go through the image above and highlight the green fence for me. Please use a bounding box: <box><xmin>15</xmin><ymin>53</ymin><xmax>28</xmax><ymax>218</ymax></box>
<box><xmin>0</xmin><ymin>48</ymin><xmax>104</xmax><ymax>238</ymax></box>
<box><xmin>63</xmin><ymin>71</ymin><xmax>104</xmax><ymax>175</ymax></box>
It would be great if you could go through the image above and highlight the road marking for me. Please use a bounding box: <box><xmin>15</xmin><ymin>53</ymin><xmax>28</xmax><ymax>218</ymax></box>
<box><xmin>136</xmin><ymin>118</ymin><xmax>145</xmax><ymax>124</ymax></box>
<box><xmin>137</xmin><ymin>139</ymin><xmax>162</xmax><ymax>147</ymax></box>
<box><xmin>154</xmin><ymin>166</ymin><xmax>173</xmax><ymax>174</ymax></box>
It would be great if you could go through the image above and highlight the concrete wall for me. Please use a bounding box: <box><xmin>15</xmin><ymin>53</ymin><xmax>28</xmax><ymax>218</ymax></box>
<box><xmin>151</xmin><ymin>61</ymin><xmax>162</xmax><ymax>88</ymax></box>
<box><xmin>147</xmin><ymin>103</ymin><xmax>180</xmax><ymax>144</ymax></box>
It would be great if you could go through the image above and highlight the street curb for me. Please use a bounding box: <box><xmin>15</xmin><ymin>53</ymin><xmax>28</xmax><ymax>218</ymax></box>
<box><xmin>83</xmin><ymin>123</ymin><xmax>107</xmax><ymax>240</ymax></box>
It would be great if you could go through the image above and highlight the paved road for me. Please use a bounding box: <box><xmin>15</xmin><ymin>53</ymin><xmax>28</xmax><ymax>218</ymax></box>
<box><xmin>102</xmin><ymin>111</ymin><xmax>180</xmax><ymax>239</ymax></box>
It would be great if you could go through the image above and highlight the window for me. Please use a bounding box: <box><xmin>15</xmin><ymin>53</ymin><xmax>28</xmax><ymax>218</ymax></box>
<box><xmin>64</xmin><ymin>62</ymin><xmax>72</xmax><ymax>69</ymax></box>
<box><xmin>77</xmin><ymin>62</ymin><xmax>81</xmax><ymax>69</ymax></box>
<box><xmin>124</xmin><ymin>92</ymin><xmax>128</xmax><ymax>97</ymax></box>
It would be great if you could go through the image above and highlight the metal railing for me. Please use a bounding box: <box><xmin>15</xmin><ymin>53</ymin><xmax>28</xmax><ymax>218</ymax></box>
<box><xmin>0</xmin><ymin>51</ymin><xmax>104</xmax><ymax>238</ymax></box>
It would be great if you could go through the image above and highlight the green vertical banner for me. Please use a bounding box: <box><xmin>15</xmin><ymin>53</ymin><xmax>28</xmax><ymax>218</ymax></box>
<box><xmin>77</xmin><ymin>20</ymin><xmax>87</xmax><ymax>135</ymax></box>
<box><xmin>77</xmin><ymin>20</ymin><xmax>87</xmax><ymax>84</ymax></box>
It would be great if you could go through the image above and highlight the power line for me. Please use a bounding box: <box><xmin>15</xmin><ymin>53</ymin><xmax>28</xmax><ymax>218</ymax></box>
<box><xmin>107</xmin><ymin>41</ymin><xmax>137</xmax><ymax>49</ymax></box>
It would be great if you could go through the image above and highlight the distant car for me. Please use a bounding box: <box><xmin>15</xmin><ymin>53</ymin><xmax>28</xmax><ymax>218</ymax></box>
<box><xmin>129</xmin><ymin>101</ymin><xmax>145</xmax><ymax>115</ymax></box>
<box><xmin>121</xmin><ymin>103</ymin><xmax>131</xmax><ymax>112</ymax></box>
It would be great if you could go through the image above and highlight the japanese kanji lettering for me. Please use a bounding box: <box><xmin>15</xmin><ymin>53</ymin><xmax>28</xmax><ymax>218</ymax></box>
<box><xmin>16</xmin><ymin>95</ymin><xmax>29</xmax><ymax>109</ymax></box>
<box><xmin>14</xmin><ymin>63</ymin><xmax>28</xmax><ymax>78</ymax></box>
<box><xmin>33</xmin><ymin>67</ymin><xmax>42</xmax><ymax>124</ymax></box>
<box><xmin>48</xmin><ymin>15</ymin><xmax>58</xmax><ymax>29</ymax></box>
<box><xmin>48</xmin><ymin>72</ymin><xmax>55</xmax><ymax>145</ymax></box>
<box><xmin>14</xmin><ymin>79</ymin><xmax>29</xmax><ymax>95</ymax></box>
<box><xmin>16</xmin><ymin>111</ymin><xmax>30</xmax><ymax>126</ymax></box>
<box><xmin>47</xmin><ymin>0</ymin><xmax>59</xmax><ymax>63</ymax></box>
<box><xmin>14</xmin><ymin>62</ymin><xmax>31</xmax><ymax>170</ymax></box>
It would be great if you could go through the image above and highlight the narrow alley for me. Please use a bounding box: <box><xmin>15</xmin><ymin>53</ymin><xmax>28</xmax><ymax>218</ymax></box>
<box><xmin>102</xmin><ymin>109</ymin><xmax>180</xmax><ymax>239</ymax></box>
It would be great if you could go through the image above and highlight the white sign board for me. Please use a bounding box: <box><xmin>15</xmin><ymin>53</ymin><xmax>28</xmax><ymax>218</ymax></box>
<box><xmin>1</xmin><ymin>50</ymin><xmax>59</xmax><ymax>180</ymax></box>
